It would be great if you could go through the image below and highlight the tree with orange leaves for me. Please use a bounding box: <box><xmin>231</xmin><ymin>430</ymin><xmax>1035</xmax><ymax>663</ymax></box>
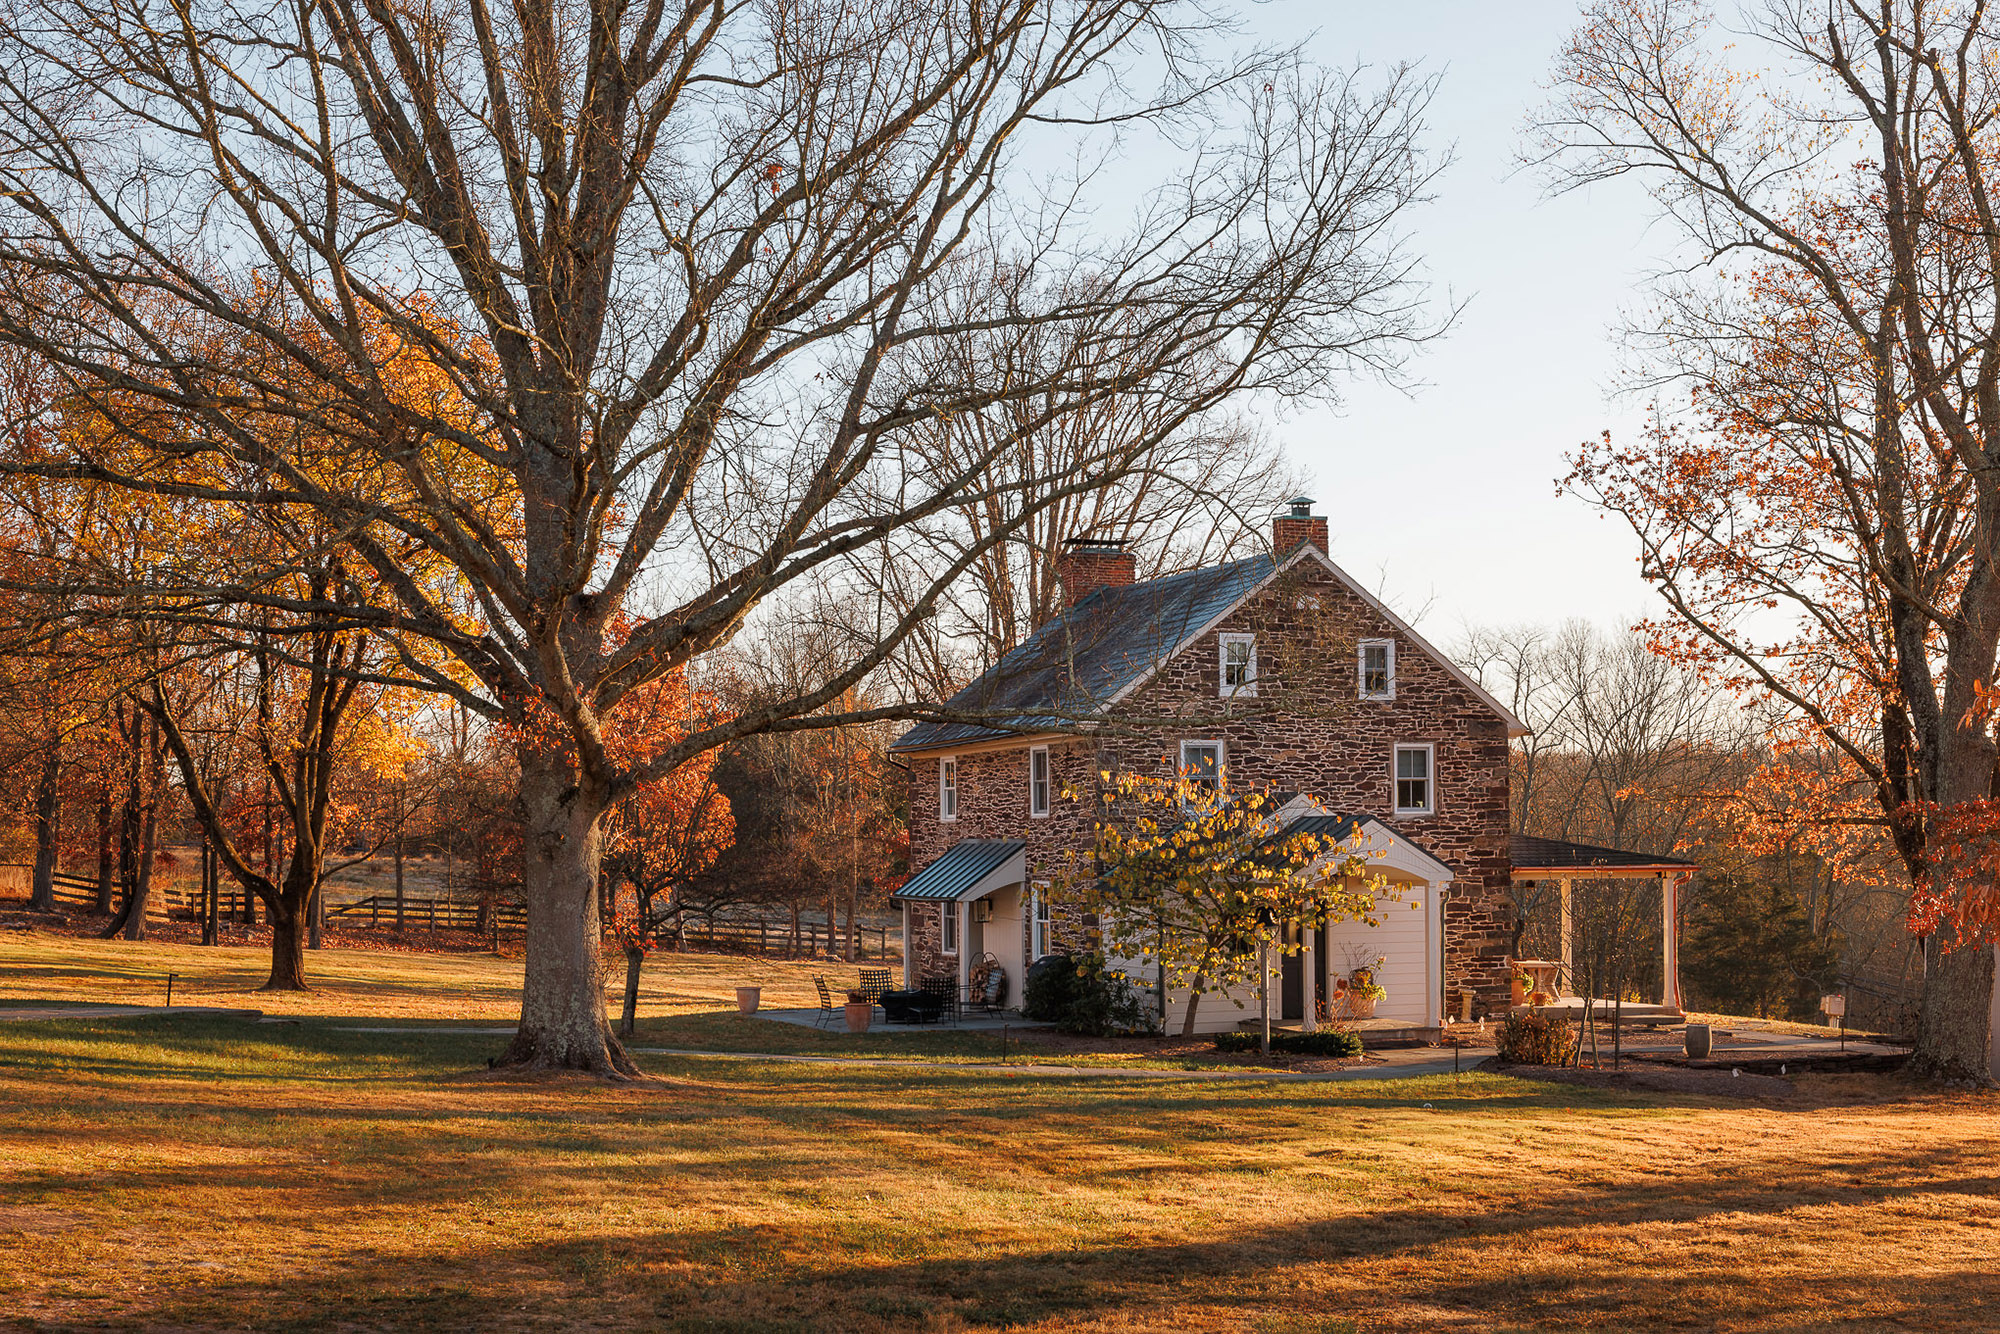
<box><xmin>1537</xmin><ymin>0</ymin><xmax>2000</xmax><ymax>1081</ymax></box>
<box><xmin>601</xmin><ymin>672</ymin><xmax>735</xmax><ymax>1037</ymax></box>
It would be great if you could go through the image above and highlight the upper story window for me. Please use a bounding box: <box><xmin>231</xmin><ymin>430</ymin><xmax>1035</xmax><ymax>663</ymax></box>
<box><xmin>1394</xmin><ymin>743</ymin><xmax>1434</xmax><ymax>816</ymax></box>
<box><xmin>1360</xmin><ymin>638</ymin><xmax>1395</xmax><ymax>700</ymax></box>
<box><xmin>1180</xmin><ymin>740</ymin><xmax>1223</xmax><ymax>800</ymax></box>
<box><xmin>1028</xmin><ymin>746</ymin><xmax>1050</xmax><ymax>818</ymax></box>
<box><xmin>939</xmin><ymin>757</ymin><xmax>958</xmax><ymax>821</ymax></box>
<box><xmin>1219</xmin><ymin>633</ymin><xmax>1257</xmax><ymax>698</ymax></box>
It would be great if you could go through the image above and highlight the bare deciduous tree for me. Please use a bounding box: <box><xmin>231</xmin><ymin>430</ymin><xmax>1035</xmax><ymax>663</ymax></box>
<box><xmin>0</xmin><ymin>2</ymin><xmax>1449</xmax><ymax>1073</ymax></box>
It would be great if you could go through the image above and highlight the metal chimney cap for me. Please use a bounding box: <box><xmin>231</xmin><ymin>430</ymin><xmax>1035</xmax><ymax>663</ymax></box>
<box><xmin>1286</xmin><ymin>496</ymin><xmax>1316</xmax><ymax>517</ymax></box>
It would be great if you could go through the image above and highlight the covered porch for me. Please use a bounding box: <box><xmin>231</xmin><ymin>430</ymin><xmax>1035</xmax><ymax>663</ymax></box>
<box><xmin>1509</xmin><ymin>834</ymin><xmax>1700</xmax><ymax>1021</ymax></box>
<box><xmin>1132</xmin><ymin>810</ymin><xmax>1456</xmax><ymax>1037</ymax></box>
<box><xmin>892</xmin><ymin>839</ymin><xmax>1029</xmax><ymax>1012</ymax></box>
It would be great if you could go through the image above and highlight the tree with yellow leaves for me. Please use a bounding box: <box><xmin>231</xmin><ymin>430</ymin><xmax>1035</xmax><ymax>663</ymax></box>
<box><xmin>1059</xmin><ymin>771</ymin><xmax>1390</xmax><ymax>1043</ymax></box>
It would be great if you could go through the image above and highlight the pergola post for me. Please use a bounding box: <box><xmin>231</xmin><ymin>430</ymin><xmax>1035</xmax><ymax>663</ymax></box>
<box><xmin>1559</xmin><ymin>879</ymin><xmax>1573</xmax><ymax>994</ymax></box>
<box><xmin>1660</xmin><ymin>873</ymin><xmax>1684</xmax><ymax>1010</ymax></box>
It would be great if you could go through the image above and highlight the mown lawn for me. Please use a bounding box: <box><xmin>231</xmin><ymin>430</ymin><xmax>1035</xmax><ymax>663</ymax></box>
<box><xmin>0</xmin><ymin>1006</ymin><xmax>1994</xmax><ymax>1333</ymax></box>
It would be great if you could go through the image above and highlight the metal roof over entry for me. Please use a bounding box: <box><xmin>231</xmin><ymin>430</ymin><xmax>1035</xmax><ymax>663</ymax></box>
<box><xmin>892</xmin><ymin>839</ymin><xmax>1025</xmax><ymax>902</ymax></box>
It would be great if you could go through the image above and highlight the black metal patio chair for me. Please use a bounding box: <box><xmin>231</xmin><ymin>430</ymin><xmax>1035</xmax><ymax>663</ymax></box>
<box><xmin>812</xmin><ymin>974</ymin><xmax>838</xmax><ymax>1029</ymax></box>
<box><xmin>858</xmin><ymin>968</ymin><xmax>893</xmax><ymax>1015</ymax></box>
<box><xmin>918</xmin><ymin>975</ymin><xmax>960</xmax><ymax>1026</ymax></box>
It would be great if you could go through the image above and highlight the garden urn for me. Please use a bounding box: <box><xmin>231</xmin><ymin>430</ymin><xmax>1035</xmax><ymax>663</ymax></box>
<box><xmin>1349</xmin><ymin>993</ymin><xmax>1377</xmax><ymax>1020</ymax></box>
<box><xmin>844</xmin><ymin>998</ymin><xmax>873</xmax><ymax>1033</ymax></box>
<box><xmin>1684</xmin><ymin>1023</ymin><xmax>1712</xmax><ymax>1059</ymax></box>
<box><xmin>736</xmin><ymin>986</ymin><xmax>760</xmax><ymax>1016</ymax></box>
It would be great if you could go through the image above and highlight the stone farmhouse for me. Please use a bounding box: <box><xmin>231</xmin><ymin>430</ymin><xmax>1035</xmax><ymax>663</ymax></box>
<box><xmin>889</xmin><ymin>499</ymin><xmax>1694</xmax><ymax>1035</ymax></box>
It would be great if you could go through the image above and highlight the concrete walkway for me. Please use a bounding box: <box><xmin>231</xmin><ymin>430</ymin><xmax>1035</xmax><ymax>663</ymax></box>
<box><xmin>0</xmin><ymin>1005</ymin><xmax>263</xmax><ymax>1022</ymax></box>
<box><xmin>629</xmin><ymin>1044</ymin><xmax>1473</xmax><ymax>1083</ymax></box>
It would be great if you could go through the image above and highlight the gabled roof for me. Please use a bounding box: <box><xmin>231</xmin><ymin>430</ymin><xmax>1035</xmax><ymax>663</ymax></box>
<box><xmin>1283</xmin><ymin>812</ymin><xmax>1455</xmax><ymax>882</ymax></box>
<box><xmin>892</xmin><ymin>553</ymin><xmax>1276</xmax><ymax>751</ymax></box>
<box><xmin>1509</xmin><ymin>834</ymin><xmax>1698</xmax><ymax>877</ymax></box>
<box><xmin>891</xmin><ymin>543</ymin><xmax>1528</xmax><ymax>753</ymax></box>
<box><xmin>891</xmin><ymin>839</ymin><xmax>1025</xmax><ymax>901</ymax></box>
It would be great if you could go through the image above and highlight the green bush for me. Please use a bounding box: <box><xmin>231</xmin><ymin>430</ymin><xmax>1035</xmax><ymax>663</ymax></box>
<box><xmin>1496</xmin><ymin>1008</ymin><xmax>1577</xmax><ymax>1065</ymax></box>
<box><xmin>1024</xmin><ymin>952</ymin><xmax>1158</xmax><ymax>1036</ymax></box>
<box><xmin>1211</xmin><ymin>1029</ymin><xmax>1364</xmax><ymax>1058</ymax></box>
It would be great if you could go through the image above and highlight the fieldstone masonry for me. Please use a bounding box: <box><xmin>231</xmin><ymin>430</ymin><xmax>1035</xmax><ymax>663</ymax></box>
<box><xmin>900</xmin><ymin>544</ymin><xmax>1520</xmax><ymax>1019</ymax></box>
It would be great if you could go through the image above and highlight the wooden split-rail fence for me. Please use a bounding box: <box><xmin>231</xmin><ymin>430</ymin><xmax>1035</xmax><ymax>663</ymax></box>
<box><xmin>10</xmin><ymin>866</ymin><xmax>895</xmax><ymax>960</ymax></box>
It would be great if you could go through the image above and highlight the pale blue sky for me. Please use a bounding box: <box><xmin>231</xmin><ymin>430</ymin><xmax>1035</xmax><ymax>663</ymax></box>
<box><xmin>1243</xmin><ymin>2</ymin><xmax>1666</xmax><ymax>636</ymax></box>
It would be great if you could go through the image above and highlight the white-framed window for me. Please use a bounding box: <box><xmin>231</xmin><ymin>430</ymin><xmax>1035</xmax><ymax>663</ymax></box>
<box><xmin>1219</xmin><ymin>633</ymin><xmax>1257</xmax><ymax>698</ymax></box>
<box><xmin>1359</xmin><ymin>638</ymin><xmax>1395</xmax><ymax>700</ymax></box>
<box><xmin>1180</xmin><ymin>739</ymin><xmax>1224</xmax><ymax>798</ymax></box>
<box><xmin>1032</xmin><ymin>881</ymin><xmax>1051</xmax><ymax>958</ymax></box>
<box><xmin>939</xmin><ymin>757</ymin><xmax>958</xmax><ymax>821</ymax></box>
<box><xmin>1029</xmin><ymin>746</ymin><xmax>1050</xmax><ymax>818</ymax></box>
<box><xmin>940</xmin><ymin>901</ymin><xmax>959</xmax><ymax>955</ymax></box>
<box><xmin>1393</xmin><ymin>743</ymin><xmax>1434</xmax><ymax>816</ymax></box>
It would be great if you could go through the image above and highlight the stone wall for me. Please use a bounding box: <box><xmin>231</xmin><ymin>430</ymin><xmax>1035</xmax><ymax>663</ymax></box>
<box><xmin>900</xmin><ymin>550</ymin><xmax>1518</xmax><ymax>1018</ymax></box>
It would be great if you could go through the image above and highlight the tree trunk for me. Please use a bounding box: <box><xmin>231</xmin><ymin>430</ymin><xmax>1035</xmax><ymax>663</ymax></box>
<box><xmin>266</xmin><ymin>900</ymin><xmax>308</xmax><ymax>990</ymax></box>
<box><xmin>842</xmin><ymin>886</ymin><xmax>858</xmax><ymax>963</ymax></box>
<box><xmin>394</xmin><ymin>833</ymin><xmax>406</xmax><ymax>930</ymax></box>
<box><xmin>28</xmin><ymin>746</ymin><xmax>59</xmax><ymax>912</ymax></box>
<box><xmin>1909</xmin><ymin>940</ymin><xmax>1996</xmax><ymax>1084</ymax></box>
<box><xmin>307</xmin><ymin>879</ymin><xmax>323</xmax><ymax>950</ymax></box>
<box><xmin>94</xmin><ymin>794</ymin><xmax>112</xmax><ymax>914</ymax></box>
<box><xmin>494</xmin><ymin>761</ymin><xmax>634</xmax><ymax>1076</ymax></box>
<box><xmin>121</xmin><ymin>772</ymin><xmax>159</xmax><ymax>943</ymax></box>
<box><xmin>621</xmin><ymin>944</ymin><xmax>644</xmax><ymax>1038</ymax></box>
<box><xmin>1180</xmin><ymin>973</ymin><xmax>1205</xmax><ymax>1038</ymax></box>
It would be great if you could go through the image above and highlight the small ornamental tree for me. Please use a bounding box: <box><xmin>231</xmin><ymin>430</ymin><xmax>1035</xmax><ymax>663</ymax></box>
<box><xmin>601</xmin><ymin>672</ymin><xmax>737</xmax><ymax>1037</ymax></box>
<box><xmin>1060</xmin><ymin>771</ymin><xmax>1392</xmax><ymax>1038</ymax></box>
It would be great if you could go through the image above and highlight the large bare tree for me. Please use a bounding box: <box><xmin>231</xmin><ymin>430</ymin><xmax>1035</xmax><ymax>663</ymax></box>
<box><xmin>0</xmin><ymin>1</ymin><xmax>1447</xmax><ymax>1074</ymax></box>
<box><xmin>1533</xmin><ymin>0</ymin><xmax>2000</xmax><ymax>1081</ymax></box>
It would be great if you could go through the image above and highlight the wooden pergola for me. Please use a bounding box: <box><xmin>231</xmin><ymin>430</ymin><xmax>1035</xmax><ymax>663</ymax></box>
<box><xmin>1509</xmin><ymin>835</ymin><xmax>1700</xmax><ymax>1013</ymax></box>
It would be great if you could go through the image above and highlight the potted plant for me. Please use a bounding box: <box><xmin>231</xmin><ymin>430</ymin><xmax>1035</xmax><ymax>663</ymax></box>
<box><xmin>736</xmin><ymin>986</ymin><xmax>761</xmax><ymax>1016</ymax></box>
<box><xmin>1347</xmin><ymin>980</ymin><xmax>1387</xmax><ymax>1020</ymax></box>
<box><xmin>843</xmin><ymin>990</ymin><xmax>873</xmax><ymax>1033</ymax></box>
<box><xmin>1510</xmin><ymin>971</ymin><xmax>1530</xmax><ymax>1006</ymax></box>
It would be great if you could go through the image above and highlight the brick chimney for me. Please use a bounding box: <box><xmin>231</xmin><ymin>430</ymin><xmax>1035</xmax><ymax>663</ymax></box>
<box><xmin>1057</xmin><ymin>537</ymin><xmax>1136</xmax><ymax>608</ymax></box>
<box><xmin>1273</xmin><ymin>496</ymin><xmax>1328</xmax><ymax>555</ymax></box>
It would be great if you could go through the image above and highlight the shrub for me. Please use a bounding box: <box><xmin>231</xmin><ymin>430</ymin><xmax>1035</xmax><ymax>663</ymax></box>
<box><xmin>1024</xmin><ymin>952</ymin><xmax>1158</xmax><ymax>1036</ymax></box>
<box><xmin>1022</xmin><ymin>953</ymin><xmax>1080</xmax><ymax>1022</ymax></box>
<box><xmin>1211</xmin><ymin>1029</ymin><xmax>1364</xmax><ymax>1058</ymax></box>
<box><xmin>1496</xmin><ymin>1009</ymin><xmax>1577</xmax><ymax>1065</ymax></box>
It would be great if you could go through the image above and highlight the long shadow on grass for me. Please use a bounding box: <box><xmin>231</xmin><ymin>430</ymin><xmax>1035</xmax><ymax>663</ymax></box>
<box><xmin>51</xmin><ymin>1167</ymin><xmax>2000</xmax><ymax>1334</ymax></box>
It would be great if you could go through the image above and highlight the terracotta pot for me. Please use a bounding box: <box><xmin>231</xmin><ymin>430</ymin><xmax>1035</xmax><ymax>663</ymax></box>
<box><xmin>1510</xmin><ymin>977</ymin><xmax>1527</xmax><ymax>1005</ymax></box>
<box><xmin>735</xmin><ymin>986</ymin><xmax>760</xmax><ymax>1016</ymax></box>
<box><xmin>844</xmin><ymin>1000</ymin><xmax>873</xmax><ymax>1033</ymax></box>
<box><xmin>1349</xmin><ymin>994</ymin><xmax>1377</xmax><ymax>1020</ymax></box>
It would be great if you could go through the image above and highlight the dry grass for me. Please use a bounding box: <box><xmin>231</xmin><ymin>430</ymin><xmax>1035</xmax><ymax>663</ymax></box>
<box><xmin>0</xmin><ymin>935</ymin><xmax>1995</xmax><ymax>1332</ymax></box>
<box><xmin>0</xmin><ymin>928</ymin><xmax>836</xmax><ymax>1019</ymax></box>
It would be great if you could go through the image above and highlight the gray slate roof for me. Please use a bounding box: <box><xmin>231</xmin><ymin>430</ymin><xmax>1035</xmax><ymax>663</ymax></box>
<box><xmin>1508</xmin><ymin>834</ymin><xmax>1698</xmax><ymax>874</ymax></box>
<box><xmin>892</xmin><ymin>553</ymin><xmax>1277</xmax><ymax>752</ymax></box>
<box><xmin>892</xmin><ymin>839</ymin><xmax>1025</xmax><ymax>901</ymax></box>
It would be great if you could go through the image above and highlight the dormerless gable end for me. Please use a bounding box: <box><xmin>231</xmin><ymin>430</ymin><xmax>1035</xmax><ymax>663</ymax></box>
<box><xmin>1101</xmin><ymin>544</ymin><xmax>1530</xmax><ymax>737</ymax></box>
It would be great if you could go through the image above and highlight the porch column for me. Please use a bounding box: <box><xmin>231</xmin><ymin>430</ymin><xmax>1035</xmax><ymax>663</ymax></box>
<box><xmin>1661</xmin><ymin>873</ymin><xmax>1685</xmax><ymax>1010</ymax></box>
<box><xmin>957</xmin><ymin>900</ymin><xmax>970</xmax><ymax>998</ymax></box>
<box><xmin>1301</xmin><ymin>926</ymin><xmax>1317</xmax><ymax>1033</ymax></box>
<box><xmin>900</xmin><ymin>902</ymin><xmax>912</xmax><ymax>984</ymax></box>
<box><xmin>1559</xmin><ymin>878</ymin><xmax>1573</xmax><ymax>992</ymax></box>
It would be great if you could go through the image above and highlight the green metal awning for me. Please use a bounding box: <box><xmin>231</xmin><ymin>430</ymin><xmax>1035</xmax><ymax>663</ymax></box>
<box><xmin>893</xmin><ymin>840</ymin><xmax>1025</xmax><ymax>902</ymax></box>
